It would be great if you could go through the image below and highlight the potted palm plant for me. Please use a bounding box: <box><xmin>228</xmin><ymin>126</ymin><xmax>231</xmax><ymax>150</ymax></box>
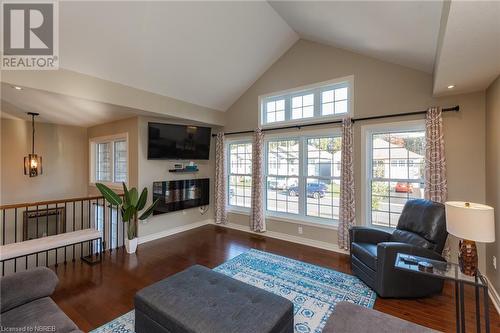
<box><xmin>96</xmin><ymin>182</ymin><xmax>159</xmax><ymax>254</ymax></box>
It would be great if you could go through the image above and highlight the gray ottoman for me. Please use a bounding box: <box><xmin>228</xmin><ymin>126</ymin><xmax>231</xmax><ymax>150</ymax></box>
<box><xmin>135</xmin><ymin>265</ymin><xmax>294</xmax><ymax>333</ymax></box>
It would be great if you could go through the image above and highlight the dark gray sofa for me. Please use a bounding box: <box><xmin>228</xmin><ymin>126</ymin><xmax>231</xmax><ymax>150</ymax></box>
<box><xmin>323</xmin><ymin>302</ymin><xmax>439</xmax><ymax>332</ymax></box>
<box><xmin>0</xmin><ymin>267</ymin><xmax>81</xmax><ymax>333</ymax></box>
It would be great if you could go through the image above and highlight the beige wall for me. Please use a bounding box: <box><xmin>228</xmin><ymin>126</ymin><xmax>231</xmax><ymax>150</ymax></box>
<box><xmin>87</xmin><ymin>116</ymin><xmax>139</xmax><ymax>195</ymax></box>
<box><xmin>225</xmin><ymin>40</ymin><xmax>486</xmax><ymax>268</ymax></box>
<box><xmin>486</xmin><ymin>75</ymin><xmax>500</xmax><ymax>293</ymax></box>
<box><xmin>137</xmin><ymin>116</ymin><xmax>217</xmax><ymax>237</ymax></box>
<box><xmin>0</xmin><ymin>118</ymin><xmax>88</xmax><ymax>204</ymax></box>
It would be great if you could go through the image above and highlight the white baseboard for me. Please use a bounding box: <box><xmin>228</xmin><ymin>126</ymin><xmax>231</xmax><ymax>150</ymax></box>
<box><xmin>484</xmin><ymin>275</ymin><xmax>500</xmax><ymax>315</ymax></box>
<box><xmin>138</xmin><ymin>219</ymin><xmax>213</xmax><ymax>244</ymax></box>
<box><xmin>215</xmin><ymin>222</ymin><xmax>348</xmax><ymax>255</ymax></box>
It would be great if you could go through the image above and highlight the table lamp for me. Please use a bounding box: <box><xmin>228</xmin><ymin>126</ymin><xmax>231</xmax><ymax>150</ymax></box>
<box><xmin>445</xmin><ymin>201</ymin><xmax>495</xmax><ymax>276</ymax></box>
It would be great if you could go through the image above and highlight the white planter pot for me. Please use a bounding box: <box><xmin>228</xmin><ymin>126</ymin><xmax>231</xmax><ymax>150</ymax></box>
<box><xmin>125</xmin><ymin>238</ymin><xmax>138</xmax><ymax>254</ymax></box>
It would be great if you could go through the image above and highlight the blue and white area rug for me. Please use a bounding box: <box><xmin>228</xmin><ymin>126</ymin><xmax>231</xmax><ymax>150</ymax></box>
<box><xmin>91</xmin><ymin>249</ymin><xmax>376</xmax><ymax>333</ymax></box>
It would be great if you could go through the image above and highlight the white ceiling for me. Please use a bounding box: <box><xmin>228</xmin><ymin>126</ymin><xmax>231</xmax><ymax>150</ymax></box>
<box><xmin>58</xmin><ymin>1</ymin><xmax>298</xmax><ymax>111</ymax></box>
<box><xmin>269</xmin><ymin>0</ymin><xmax>444</xmax><ymax>73</ymax></box>
<box><xmin>1</xmin><ymin>83</ymin><xmax>154</xmax><ymax>127</ymax></box>
<box><xmin>433</xmin><ymin>0</ymin><xmax>500</xmax><ymax>95</ymax></box>
<box><xmin>1</xmin><ymin>0</ymin><xmax>499</xmax><ymax>126</ymax></box>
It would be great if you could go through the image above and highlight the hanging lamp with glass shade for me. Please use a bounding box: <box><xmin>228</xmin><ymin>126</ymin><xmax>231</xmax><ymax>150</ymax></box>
<box><xmin>24</xmin><ymin>112</ymin><xmax>43</xmax><ymax>177</ymax></box>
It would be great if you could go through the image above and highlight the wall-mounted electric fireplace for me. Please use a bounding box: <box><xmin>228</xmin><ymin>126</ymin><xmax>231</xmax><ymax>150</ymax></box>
<box><xmin>152</xmin><ymin>178</ymin><xmax>209</xmax><ymax>215</ymax></box>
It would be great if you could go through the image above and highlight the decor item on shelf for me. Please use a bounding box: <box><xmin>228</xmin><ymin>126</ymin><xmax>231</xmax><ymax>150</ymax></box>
<box><xmin>445</xmin><ymin>201</ymin><xmax>495</xmax><ymax>276</ymax></box>
<box><xmin>96</xmin><ymin>182</ymin><xmax>159</xmax><ymax>254</ymax></box>
<box><xmin>173</xmin><ymin>163</ymin><xmax>183</xmax><ymax>170</ymax></box>
<box><xmin>168</xmin><ymin>167</ymin><xmax>199</xmax><ymax>173</ymax></box>
<box><xmin>24</xmin><ymin>112</ymin><xmax>43</xmax><ymax>177</ymax></box>
<box><xmin>185</xmin><ymin>161</ymin><xmax>197</xmax><ymax>171</ymax></box>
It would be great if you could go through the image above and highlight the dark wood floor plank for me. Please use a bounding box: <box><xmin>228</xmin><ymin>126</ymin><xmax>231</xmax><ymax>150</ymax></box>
<box><xmin>50</xmin><ymin>225</ymin><xmax>500</xmax><ymax>332</ymax></box>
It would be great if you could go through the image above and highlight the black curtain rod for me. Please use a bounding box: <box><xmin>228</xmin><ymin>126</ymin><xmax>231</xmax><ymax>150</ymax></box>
<box><xmin>212</xmin><ymin>105</ymin><xmax>459</xmax><ymax>137</ymax></box>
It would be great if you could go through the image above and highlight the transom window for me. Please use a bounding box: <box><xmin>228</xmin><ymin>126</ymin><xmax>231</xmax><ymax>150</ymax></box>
<box><xmin>228</xmin><ymin>142</ymin><xmax>253</xmax><ymax>208</ymax></box>
<box><xmin>260</xmin><ymin>77</ymin><xmax>353</xmax><ymax>127</ymax></box>
<box><xmin>90</xmin><ymin>135</ymin><xmax>128</xmax><ymax>187</ymax></box>
<box><xmin>365</xmin><ymin>123</ymin><xmax>425</xmax><ymax>228</ymax></box>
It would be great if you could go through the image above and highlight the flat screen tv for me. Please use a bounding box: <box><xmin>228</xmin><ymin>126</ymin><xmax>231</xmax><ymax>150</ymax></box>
<box><xmin>148</xmin><ymin>123</ymin><xmax>211</xmax><ymax>160</ymax></box>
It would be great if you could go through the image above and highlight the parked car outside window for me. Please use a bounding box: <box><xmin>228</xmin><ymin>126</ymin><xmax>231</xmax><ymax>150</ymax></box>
<box><xmin>288</xmin><ymin>183</ymin><xmax>328</xmax><ymax>199</ymax></box>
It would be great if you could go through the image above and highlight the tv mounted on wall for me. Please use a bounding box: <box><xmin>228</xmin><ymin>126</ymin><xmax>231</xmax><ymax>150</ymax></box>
<box><xmin>147</xmin><ymin>123</ymin><xmax>211</xmax><ymax>160</ymax></box>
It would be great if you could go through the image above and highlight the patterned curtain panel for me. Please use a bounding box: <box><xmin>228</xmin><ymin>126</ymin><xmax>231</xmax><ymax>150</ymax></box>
<box><xmin>338</xmin><ymin>118</ymin><xmax>355</xmax><ymax>250</ymax></box>
<box><xmin>425</xmin><ymin>107</ymin><xmax>450</xmax><ymax>258</ymax></box>
<box><xmin>250</xmin><ymin>129</ymin><xmax>266</xmax><ymax>232</ymax></box>
<box><xmin>425</xmin><ymin>107</ymin><xmax>448</xmax><ymax>203</ymax></box>
<box><xmin>214</xmin><ymin>133</ymin><xmax>227</xmax><ymax>225</ymax></box>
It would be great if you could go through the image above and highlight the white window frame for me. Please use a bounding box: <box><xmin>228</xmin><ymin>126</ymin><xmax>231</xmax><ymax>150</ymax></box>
<box><xmin>263</xmin><ymin>128</ymin><xmax>342</xmax><ymax>227</ymax></box>
<box><xmin>361</xmin><ymin>120</ymin><xmax>425</xmax><ymax>230</ymax></box>
<box><xmin>258</xmin><ymin>75</ymin><xmax>354</xmax><ymax>128</ymax></box>
<box><xmin>225</xmin><ymin>128</ymin><xmax>341</xmax><ymax>230</ymax></box>
<box><xmin>226</xmin><ymin>140</ymin><xmax>253</xmax><ymax>213</ymax></box>
<box><xmin>89</xmin><ymin>133</ymin><xmax>129</xmax><ymax>189</ymax></box>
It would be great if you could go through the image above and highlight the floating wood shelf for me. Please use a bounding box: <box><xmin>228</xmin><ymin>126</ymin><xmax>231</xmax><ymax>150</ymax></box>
<box><xmin>168</xmin><ymin>169</ymin><xmax>199</xmax><ymax>173</ymax></box>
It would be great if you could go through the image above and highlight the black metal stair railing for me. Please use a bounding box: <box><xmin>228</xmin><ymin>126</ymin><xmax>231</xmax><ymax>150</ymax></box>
<box><xmin>0</xmin><ymin>194</ymin><xmax>125</xmax><ymax>276</ymax></box>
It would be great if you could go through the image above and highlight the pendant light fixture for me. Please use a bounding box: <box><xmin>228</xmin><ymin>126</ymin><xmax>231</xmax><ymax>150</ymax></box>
<box><xmin>24</xmin><ymin>112</ymin><xmax>43</xmax><ymax>177</ymax></box>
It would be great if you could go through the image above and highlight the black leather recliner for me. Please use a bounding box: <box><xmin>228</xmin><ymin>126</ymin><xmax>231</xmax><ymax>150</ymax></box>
<box><xmin>349</xmin><ymin>199</ymin><xmax>448</xmax><ymax>298</ymax></box>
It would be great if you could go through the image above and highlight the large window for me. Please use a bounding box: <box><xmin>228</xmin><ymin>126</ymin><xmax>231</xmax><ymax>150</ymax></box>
<box><xmin>227</xmin><ymin>133</ymin><xmax>341</xmax><ymax>225</ymax></box>
<box><xmin>260</xmin><ymin>76</ymin><xmax>353</xmax><ymax>127</ymax></box>
<box><xmin>265</xmin><ymin>134</ymin><xmax>341</xmax><ymax>224</ymax></box>
<box><xmin>228</xmin><ymin>142</ymin><xmax>253</xmax><ymax>208</ymax></box>
<box><xmin>90</xmin><ymin>135</ymin><xmax>128</xmax><ymax>187</ymax></box>
<box><xmin>365</xmin><ymin>123</ymin><xmax>425</xmax><ymax>228</ymax></box>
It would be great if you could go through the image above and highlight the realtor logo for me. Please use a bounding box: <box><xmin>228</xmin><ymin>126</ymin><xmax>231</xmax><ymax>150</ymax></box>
<box><xmin>1</xmin><ymin>1</ymin><xmax>59</xmax><ymax>70</ymax></box>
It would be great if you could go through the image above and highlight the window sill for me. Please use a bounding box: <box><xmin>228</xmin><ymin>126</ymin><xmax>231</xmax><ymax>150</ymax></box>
<box><xmin>227</xmin><ymin>208</ymin><xmax>338</xmax><ymax>231</ymax></box>
<box><xmin>89</xmin><ymin>182</ymin><xmax>124</xmax><ymax>191</ymax></box>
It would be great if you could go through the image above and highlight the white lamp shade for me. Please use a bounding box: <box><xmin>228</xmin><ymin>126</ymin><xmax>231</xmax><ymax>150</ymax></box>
<box><xmin>445</xmin><ymin>201</ymin><xmax>495</xmax><ymax>243</ymax></box>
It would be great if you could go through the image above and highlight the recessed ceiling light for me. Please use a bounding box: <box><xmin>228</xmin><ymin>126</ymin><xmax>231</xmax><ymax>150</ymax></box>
<box><xmin>12</xmin><ymin>86</ymin><xmax>22</xmax><ymax>90</ymax></box>
<box><xmin>447</xmin><ymin>85</ymin><xmax>455</xmax><ymax>89</ymax></box>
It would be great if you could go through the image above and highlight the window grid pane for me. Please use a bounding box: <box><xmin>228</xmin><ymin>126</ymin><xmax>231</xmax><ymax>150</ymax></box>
<box><xmin>266</xmin><ymin>139</ymin><xmax>300</xmax><ymax>215</ymax></box>
<box><xmin>114</xmin><ymin>140</ymin><xmax>127</xmax><ymax>183</ymax></box>
<box><xmin>322</xmin><ymin>87</ymin><xmax>348</xmax><ymax>116</ymax></box>
<box><xmin>370</xmin><ymin>131</ymin><xmax>425</xmax><ymax>228</ymax></box>
<box><xmin>228</xmin><ymin>143</ymin><xmax>252</xmax><ymax>208</ymax></box>
<box><xmin>266</xmin><ymin>99</ymin><xmax>285</xmax><ymax>124</ymax></box>
<box><xmin>292</xmin><ymin>93</ymin><xmax>314</xmax><ymax>120</ymax></box>
<box><xmin>96</xmin><ymin>142</ymin><xmax>112</xmax><ymax>182</ymax></box>
<box><xmin>305</xmin><ymin>137</ymin><xmax>342</xmax><ymax>220</ymax></box>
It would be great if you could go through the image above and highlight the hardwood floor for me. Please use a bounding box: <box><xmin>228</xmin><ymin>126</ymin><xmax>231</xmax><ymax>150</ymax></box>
<box><xmin>51</xmin><ymin>225</ymin><xmax>500</xmax><ymax>332</ymax></box>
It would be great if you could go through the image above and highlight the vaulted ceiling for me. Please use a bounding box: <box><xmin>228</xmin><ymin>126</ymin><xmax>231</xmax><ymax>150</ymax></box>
<box><xmin>1</xmin><ymin>0</ymin><xmax>499</xmax><ymax>126</ymax></box>
<box><xmin>269</xmin><ymin>0</ymin><xmax>443</xmax><ymax>74</ymax></box>
<box><xmin>59</xmin><ymin>1</ymin><xmax>298</xmax><ymax>111</ymax></box>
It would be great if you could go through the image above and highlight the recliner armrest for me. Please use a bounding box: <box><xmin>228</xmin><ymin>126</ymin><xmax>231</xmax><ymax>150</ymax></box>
<box><xmin>349</xmin><ymin>226</ymin><xmax>392</xmax><ymax>245</ymax></box>
<box><xmin>377</xmin><ymin>242</ymin><xmax>446</xmax><ymax>268</ymax></box>
<box><xmin>374</xmin><ymin>242</ymin><xmax>446</xmax><ymax>298</ymax></box>
<box><xmin>0</xmin><ymin>267</ymin><xmax>59</xmax><ymax>313</ymax></box>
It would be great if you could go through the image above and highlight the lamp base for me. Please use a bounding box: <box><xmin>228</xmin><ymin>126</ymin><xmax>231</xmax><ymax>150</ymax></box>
<box><xmin>458</xmin><ymin>239</ymin><xmax>478</xmax><ymax>276</ymax></box>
